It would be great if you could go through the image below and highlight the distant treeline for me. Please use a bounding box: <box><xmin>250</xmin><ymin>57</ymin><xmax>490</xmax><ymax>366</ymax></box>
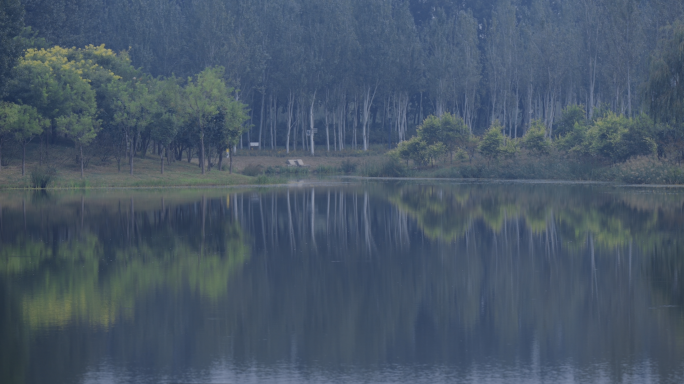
<box><xmin>2</xmin><ymin>0</ymin><xmax>684</xmax><ymax>159</ymax></box>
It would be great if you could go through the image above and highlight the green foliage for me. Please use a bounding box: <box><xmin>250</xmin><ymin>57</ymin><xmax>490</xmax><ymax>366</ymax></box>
<box><xmin>500</xmin><ymin>138</ymin><xmax>519</xmax><ymax>159</ymax></box>
<box><xmin>394</xmin><ymin>113</ymin><xmax>469</xmax><ymax>167</ymax></box>
<box><xmin>621</xmin><ymin>114</ymin><xmax>658</xmax><ymax>160</ymax></box>
<box><xmin>56</xmin><ymin>113</ymin><xmax>99</xmax><ymax>147</ymax></box>
<box><xmin>647</xmin><ymin>19</ymin><xmax>684</xmax><ymax>126</ymax></box>
<box><xmin>553</xmin><ymin>105</ymin><xmax>586</xmax><ymax>138</ymax></box>
<box><xmin>241</xmin><ymin>164</ymin><xmax>264</xmax><ymax>176</ymax></box>
<box><xmin>376</xmin><ymin>155</ymin><xmax>408</xmax><ymax>177</ymax></box>
<box><xmin>440</xmin><ymin>113</ymin><xmax>470</xmax><ymax>159</ymax></box>
<box><xmin>9</xmin><ymin>104</ymin><xmax>48</xmax><ymax>144</ymax></box>
<box><xmin>611</xmin><ymin>156</ymin><xmax>684</xmax><ymax>184</ymax></box>
<box><xmin>315</xmin><ymin>165</ymin><xmax>337</xmax><ymax>175</ymax></box>
<box><xmin>361</xmin><ymin>155</ymin><xmax>408</xmax><ymax>177</ymax></box>
<box><xmin>0</xmin><ymin>0</ymin><xmax>24</xmax><ymax>95</ymax></box>
<box><xmin>522</xmin><ymin>120</ymin><xmax>550</xmax><ymax>157</ymax></box>
<box><xmin>394</xmin><ymin>136</ymin><xmax>429</xmax><ymax>166</ymax></box>
<box><xmin>584</xmin><ymin>112</ymin><xmax>656</xmax><ymax>162</ymax></box>
<box><xmin>555</xmin><ymin>122</ymin><xmax>588</xmax><ymax>153</ymax></box>
<box><xmin>479</xmin><ymin>121</ymin><xmax>504</xmax><ymax>163</ymax></box>
<box><xmin>184</xmin><ymin>66</ymin><xmax>248</xmax><ymax>174</ymax></box>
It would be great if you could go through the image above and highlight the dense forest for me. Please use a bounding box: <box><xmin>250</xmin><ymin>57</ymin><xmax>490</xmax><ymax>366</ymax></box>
<box><xmin>1</xmin><ymin>0</ymin><xmax>684</xmax><ymax>175</ymax></box>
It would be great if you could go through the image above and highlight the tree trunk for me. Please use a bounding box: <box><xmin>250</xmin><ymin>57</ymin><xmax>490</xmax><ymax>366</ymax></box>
<box><xmin>160</xmin><ymin>148</ymin><xmax>164</xmax><ymax>174</ymax></box>
<box><xmin>286</xmin><ymin>91</ymin><xmax>294</xmax><ymax>153</ymax></box>
<box><xmin>80</xmin><ymin>143</ymin><xmax>84</xmax><ymax>178</ymax></box>
<box><xmin>129</xmin><ymin>136</ymin><xmax>134</xmax><ymax>175</ymax></box>
<box><xmin>229</xmin><ymin>148</ymin><xmax>233</xmax><ymax>174</ymax></box>
<box><xmin>627</xmin><ymin>67</ymin><xmax>632</xmax><ymax>117</ymax></box>
<box><xmin>200</xmin><ymin>118</ymin><xmax>205</xmax><ymax>175</ymax></box>
<box><xmin>0</xmin><ymin>138</ymin><xmax>3</xmax><ymax>172</ymax></box>
<box><xmin>310</xmin><ymin>90</ymin><xmax>316</xmax><ymax>155</ymax></box>
<box><xmin>361</xmin><ymin>85</ymin><xmax>377</xmax><ymax>151</ymax></box>
<box><xmin>325</xmin><ymin>92</ymin><xmax>330</xmax><ymax>152</ymax></box>
<box><xmin>22</xmin><ymin>143</ymin><xmax>26</xmax><ymax>176</ymax></box>
<box><xmin>259</xmin><ymin>90</ymin><xmax>265</xmax><ymax>150</ymax></box>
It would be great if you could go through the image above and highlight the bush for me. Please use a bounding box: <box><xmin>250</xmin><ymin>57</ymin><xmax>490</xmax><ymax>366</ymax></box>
<box><xmin>377</xmin><ymin>156</ymin><xmax>408</xmax><ymax>177</ymax></box>
<box><xmin>30</xmin><ymin>166</ymin><xmax>57</xmax><ymax>189</ymax></box>
<box><xmin>241</xmin><ymin>164</ymin><xmax>264</xmax><ymax>176</ymax></box>
<box><xmin>255</xmin><ymin>174</ymin><xmax>282</xmax><ymax>184</ymax></box>
<box><xmin>479</xmin><ymin>121</ymin><xmax>504</xmax><ymax>164</ymax></box>
<box><xmin>265</xmin><ymin>165</ymin><xmax>309</xmax><ymax>176</ymax></box>
<box><xmin>340</xmin><ymin>159</ymin><xmax>357</xmax><ymax>174</ymax></box>
<box><xmin>315</xmin><ymin>165</ymin><xmax>337</xmax><ymax>174</ymax></box>
<box><xmin>522</xmin><ymin>120</ymin><xmax>550</xmax><ymax>157</ymax></box>
<box><xmin>553</xmin><ymin>104</ymin><xmax>586</xmax><ymax>138</ymax></box>
<box><xmin>611</xmin><ymin>156</ymin><xmax>684</xmax><ymax>184</ymax></box>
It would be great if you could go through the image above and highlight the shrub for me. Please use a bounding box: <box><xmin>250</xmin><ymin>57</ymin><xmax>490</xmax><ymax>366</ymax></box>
<box><xmin>553</xmin><ymin>104</ymin><xmax>586</xmax><ymax>138</ymax></box>
<box><xmin>479</xmin><ymin>121</ymin><xmax>504</xmax><ymax>164</ymax></box>
<box><xmin>315</xmin><ymin>165</ymin><xmax>337</xmax><ymax>175</ymax></box>
<box><xmin>611</xmin><ymin>156</ymin><xmax>684</xmax><ymax>184</ymax></box>
<box><xmin>255</xmin><ymin>174</ymin><xmax>281</xmax><ymax>184</ymax></box>
<box><xmin>30</xmin><ymin>166</ymin><xmax>57</xmax><ymax>189</ymax></box>
<box><xmin>340</xmin><ymin>159</ymin><xmax>357</xmax><ymax>174</ymax></box>
<box><xmin>501</xmin><ymin>139</ymin><xmax>520</xmax><ymax>159</ymax></box>
<box><xmin>241</xmin><ymin>164</ymin><xmax>264</xmax><ymax>176</ymax></box>
<box><xmin>377</xmin><ymin>156</ymin><xmax>408</xmax><ymax>177</ymax></box>
<box><xmin>522</xmin><ymin>120</ymin><xmax>550</xmax><ymax>157</ymax></box>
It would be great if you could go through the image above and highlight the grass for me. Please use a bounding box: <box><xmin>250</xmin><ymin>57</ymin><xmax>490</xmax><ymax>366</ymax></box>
<box><xmin>8</xmin><ymin>141</ymin><xmax>677</xmax><ymax>189</ymax></box>
<box><xmin>0</xmin><ymin>142</ymin><xmax>258</xmax><ymax>189</ymax></box>
<box><xmin>413</xmin><ymin>152</ymin><xmax>684</xmax><ymax>185</ymax></box>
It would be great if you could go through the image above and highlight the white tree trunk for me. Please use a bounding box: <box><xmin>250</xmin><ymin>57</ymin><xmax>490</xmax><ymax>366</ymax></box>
<box><xmin>286</xmin><ymin>91</ymin><xmax>294</xmax><ymax>153</ymax></box>
<box><xmin>361</xmin><ymin>84</ymin><xmax>377</xmax><ymax>151</ymax></box>
<box><xmin>310</xmin><ymin>90</ymin><xmax>316</xmax><ymax>155</ymax></box>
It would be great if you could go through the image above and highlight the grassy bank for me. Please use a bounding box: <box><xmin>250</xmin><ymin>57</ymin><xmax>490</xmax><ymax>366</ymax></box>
<box><xmin>4</xmin><ymin>142</ymin><xmax>682</xmax><ymax>189</ymax></box>
<box><xmin>356</xmin><ymin>151</ymin><xmax>684</xmax><ymax>185</ymax></box>
<box><xmin>0</xmin><ymin>143</ymin><xmax>260</xmax><ymax>189</ymax></box>
<box><xmin>0</xmin><ymin>142</ymin><xmax>389</xmax><ymax>189</ymax></box>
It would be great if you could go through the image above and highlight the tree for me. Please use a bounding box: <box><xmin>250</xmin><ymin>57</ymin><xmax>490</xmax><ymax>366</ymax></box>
<box><xmin>184</xmin><ymin>67</ymin><xmax>232</xmax><ymax>175</ymax></box>
<box><xmin>8</xmin><ymin>103</ymin><xmax>48</xmax><ymax>175</ymax></box>
<box><xmin>7</xmin><ymin>46</ymin><xmax>98</xmax><ymax>164</ymax></box>
<box><xmin>0</xmin><ymin>0</ymin><xmax>24</xmax><ymax>95</ymax></box>
<box><xmin>148</xmin><ymin>77</ymin><xmax>181</xmax><ymax>174</ymax></box>
<box><xmin>394</xmin><ymin>135</ymin><xmax>429</xmax><ymax>166</ymax></box>
<box><xmin>0</xmin><ymin>102</ymin><xmax>19</xmax><ymax>172</ymax></box>
<box><xmin>621</xmin><ymin>114</ymin><xmax>657</xmax><ymax>160</ymax></box>
<box><xmin>522</xmin><ymin>120</ymin><xmax>551</xmax><ymax>157</ymax></box>
<box><xmin>647</xmin><ymin>19</ymin><xmax>684</xmax><ymax>127</ymax></box>
<box><xmin>56</xmin><ymin>113</ymin><xmax>99</xmax><ymax>178</ymax></box>
<box><xmin>580</xmin><ymin>112</ymin><xmax>657</xmax><ymax>163</ymax></box>
<box><xmin>554</xmin><ymin>105</ymin><xmax>587</xmax><ymax>138</ymax></box>
<box><xmin>110</xmin><ymin>79</ymin><xmax>152</xmax><ymax>175</ymax></box>
<box><xmin>479</xmin><ymin>121</ymin><xmax>504</xmax><ymax>165</ymax></box>
<box><xmin>440</xmin><ymin>113</ymin><xmax>469</xmax><ymax>162</ymax></box>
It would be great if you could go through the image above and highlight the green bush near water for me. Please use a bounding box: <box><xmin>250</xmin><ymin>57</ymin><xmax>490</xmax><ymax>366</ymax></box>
<box><xmin>241</xmin><ymin>164</ymin><xmax>264</xmax><ymax>176</ymax></box>
<box><xmin>340</xmin><ymin>160</ymin><xmax>357</xmax><ymax>174</ymax></box>
<box><xmin>30</xmin><ymin>166</ymin><xmax>56</xmax><ymax>189</ymax></box>
<box><xmin>609</xmin><ymin>157</ymin><xmax>684</xmax><ymax>184</ymax></box>
<box><xmin>361</xmin><ymin>156</ymin><xmax>409</xmax><ymax>177</ymax></box>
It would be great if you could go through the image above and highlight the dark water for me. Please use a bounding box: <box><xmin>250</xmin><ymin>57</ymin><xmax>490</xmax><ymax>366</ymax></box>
<box><xmin>1</xmin><ymin>181</ymin><xmax>683</xmax><ymax>384</ymax></box>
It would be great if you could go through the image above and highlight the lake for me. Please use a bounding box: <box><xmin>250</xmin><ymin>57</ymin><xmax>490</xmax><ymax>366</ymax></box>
<box><xmin>1</xmin><ymin>181</ymin><xmax>683</xmax><ymax>384</ymax></box>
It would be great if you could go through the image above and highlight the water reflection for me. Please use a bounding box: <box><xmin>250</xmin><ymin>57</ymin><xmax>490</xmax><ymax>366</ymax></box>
<box><xmin>0</xmin><ymin>183</ymin><xmax>683</xmax><ymax>384</ymax></box>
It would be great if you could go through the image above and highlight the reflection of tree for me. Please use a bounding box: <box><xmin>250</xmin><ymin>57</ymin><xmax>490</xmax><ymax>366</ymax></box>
<box><xmin>385</xmin><ymin>183</ymin><xmax>684</xmax><ymax>255</ymax></box>
<box><xmin>1</xmin><ymin>186</ymin><xmax>683</xmax><ymax>384</ymax></box>
<box><xmin>1</xmin><ymin>195</ymin><xmax>249</xmax><ymax>330</ymax></box>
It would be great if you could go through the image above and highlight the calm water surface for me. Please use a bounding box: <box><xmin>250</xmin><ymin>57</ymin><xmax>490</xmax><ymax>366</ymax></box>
<box><xmin>1</xmin><ymin>181</ymin><xmax>683</xmax><ymax>383</ymax></box>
